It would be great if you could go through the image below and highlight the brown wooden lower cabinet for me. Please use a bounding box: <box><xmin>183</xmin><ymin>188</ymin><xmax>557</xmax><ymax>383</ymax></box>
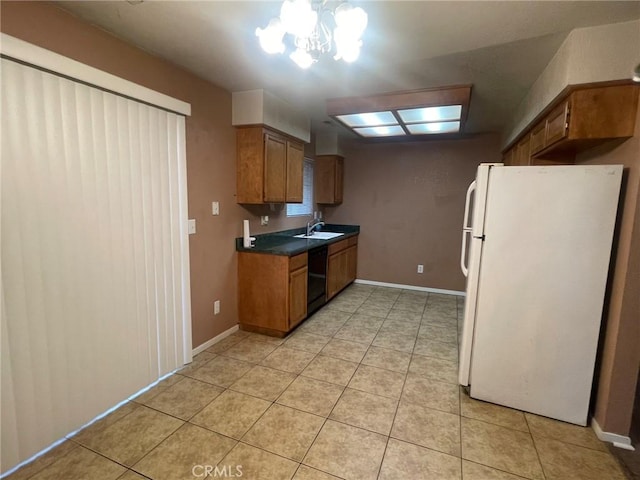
<box><xmin>238</xmin><ymin>234</ymin><xmax>358</xmax><ymax>336</ymax></box>
<box><xmin>327</xmin><ymin>237</ymin><xmax>358</xmax><ymax>300</ymax></box>
<box><xmin>288</xmin><ymin>265</ymin><xmax>308</xmax><ymax>330</ymax></box>
<box><xmin>238</xmin><ymin>251</ymin><xmax>307</xmax><ymax>336</ymax></box>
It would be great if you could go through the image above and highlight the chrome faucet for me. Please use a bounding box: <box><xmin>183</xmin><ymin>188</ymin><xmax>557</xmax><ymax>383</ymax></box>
<box><xmin>306</xmin><ymin>219</ymin><xmax>325</xmax><ymax>236</ymax></box>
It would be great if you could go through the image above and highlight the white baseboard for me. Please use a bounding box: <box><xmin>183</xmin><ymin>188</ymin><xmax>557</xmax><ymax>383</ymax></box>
<box><xmin>354</xmin><ymin>278</ymin><xmax>465</xmax><ymax>296</ymax></box>
<box><xmin>592</xmin><ymin>417</ymin><xmax>635</xmax><ymax>450</ymax></box>
<box><xmin>192</xmin><ymin>324</ymin><xmax>239</xmax><ymax>356</ymax></box>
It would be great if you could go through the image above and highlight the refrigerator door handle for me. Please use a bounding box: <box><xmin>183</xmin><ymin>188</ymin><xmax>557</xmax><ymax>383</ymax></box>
<box><xmin>460</xmin><ymin>180</ymin><xmax>476</xmax><ymax>277</ymax></box>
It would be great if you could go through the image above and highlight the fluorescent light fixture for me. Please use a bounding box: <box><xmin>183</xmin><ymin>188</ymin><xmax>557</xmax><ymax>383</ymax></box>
<box><xmin>327</xmin><ymin>86</ymin><xmax>471</xmax><ymax>139</ymax></box>
<box><xmin>336</xmin><ymin>111</ymin><xmax>397</xmax><ymax>127</ymax></box>
<box><xmin>354</xmin><ymin>125</ymin><xmax>406</xmax><ymax>137</ymax></box>
<box><xmin>406</xmin><ymin>121</ymin><xmax>460</xmax><ymax>134</ymax></box>
<box><xmin>398</xmin><ymin>105</ymin><xmax>462</xmax><ymax>123</ymax></box>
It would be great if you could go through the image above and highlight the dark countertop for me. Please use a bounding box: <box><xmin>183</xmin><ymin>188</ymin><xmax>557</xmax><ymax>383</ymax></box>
<box><xmin>235</xmin><ymin>224</ymin><xmax>360</xmax><ymax>256</ymax></box>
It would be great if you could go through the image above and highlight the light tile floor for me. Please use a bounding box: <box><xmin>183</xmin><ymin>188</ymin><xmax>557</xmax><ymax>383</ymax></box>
<box><xmin>7</xmin><ymin>284</ymin><xmax>630</xmax><ymax>480</ymax></box>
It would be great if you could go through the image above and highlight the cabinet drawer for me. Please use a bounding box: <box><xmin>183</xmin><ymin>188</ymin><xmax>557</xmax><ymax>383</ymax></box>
<box><xmin>347</xmin><ymin>236</ymin><xmax>358</xmax><ymax>247</ymax></box>
<box><xmin>289</xmin><ymin>252</ymin><xmax>307</xmax><ymax>271</ymax></box>
<box><xmin>328</xmin><ymin>238</ymin><xmax>349</xmax><ymax>255</ymax></box>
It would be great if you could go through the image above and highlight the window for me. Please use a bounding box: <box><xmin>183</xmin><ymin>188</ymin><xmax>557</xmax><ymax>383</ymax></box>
<box><xmin>287</xmin><ymin>158</ymin><xmax>314</xmax><ymax>216</ymax></box>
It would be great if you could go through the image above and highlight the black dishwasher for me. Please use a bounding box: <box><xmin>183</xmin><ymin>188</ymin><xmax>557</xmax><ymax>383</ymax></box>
<box><xmin>307</xmin><ymin>246</ymin><xmax>328</xmax><ymax>315</ymax></box>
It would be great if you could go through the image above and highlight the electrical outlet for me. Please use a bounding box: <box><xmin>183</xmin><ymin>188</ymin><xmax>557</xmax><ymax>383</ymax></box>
<box><xmin>212</xmin><ymin>201</ymin><xmax>220</xmax><ymax>216</ymax></box>
<box><xmin>214</xmin><ymin>300</ymin><xmax>220</xmax><ymax>315</ymax></box>
<box><xmin>417</xmin><ymin>264</ymin><xmax>424</xmax><ymax>274</ymax></box>
<box><xmin>188</xmin><ymin>219</ymin><xmax>196</xmax><ymax>235</ymax></box>
<box><xmin>261</xmin><ymin>215</ymin><xmax>269</xmax><ymax>226</ymax></box>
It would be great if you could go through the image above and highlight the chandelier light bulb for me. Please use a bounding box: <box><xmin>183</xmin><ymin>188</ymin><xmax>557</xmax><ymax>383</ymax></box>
<box><xmin>290</xmin><ymin>48</ymin><xmax>314</xmax><ymax>69</ymax></box>
<box><xmin>258</xmin><ymin>0</ymin><xmax>367</xmax><ymax>67</ymax></box>
<box><xmin>333</xmin><ymin>26</ymin><xmax>362</xmax><ymax>62</ymax></box>
<box><xmin>334</xmin><ymin>3</ymin><xmax>368</xmax><ymax>38</ymax></box>
<box><xmin>256</xmin><ymin>18</ymin><xmax>285</xmax><ymax>54</ymax></box>
<box><xmin>280</xmin><ymin>0</ymin><xmax>317</xmax><ymax>38</ymax></box>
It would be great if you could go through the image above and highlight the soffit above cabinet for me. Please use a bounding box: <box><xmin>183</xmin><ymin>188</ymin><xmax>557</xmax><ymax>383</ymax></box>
<box><xmin>232</xmin><ymin>89</ymin><xmax>310</xmax><ymax>143</ymax></box>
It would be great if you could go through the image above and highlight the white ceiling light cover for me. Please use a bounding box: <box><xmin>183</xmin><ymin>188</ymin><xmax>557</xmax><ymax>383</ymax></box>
<box><xmin>354</xmin><ymin>125</ymin><xmax>406</xmax><ymax>137</ymax></box>
<box><xmin>336</xmin><ymin>111</ymin><xmax>396</xmax><ymax>127</ymax></box>
<box><xmin>406</xmin><ymin>121</ymin><xmax>461</xmax><ymax>134</ymax></box>
<box><xmin>398</xmin><ymin>105</ymin><xmax>462</xmax><ymax>123</ymax></box>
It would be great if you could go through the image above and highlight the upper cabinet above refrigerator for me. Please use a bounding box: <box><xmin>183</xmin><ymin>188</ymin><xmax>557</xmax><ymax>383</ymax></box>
<box><xmin>503</xmin><ymin>83</ymin><xmax>639</xmax><ymax>166</ymax></box>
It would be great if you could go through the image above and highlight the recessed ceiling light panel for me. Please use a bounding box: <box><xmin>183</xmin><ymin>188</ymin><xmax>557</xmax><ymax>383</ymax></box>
<box><xmin>398</xmin><ymin>105</ymin><xmax>462</xmax><ymax>123</ymax></box>
<box><xmin>327</xmin><ymin>86</ymin><xmax>471</xmax><ymax>140</ymax></box>
<box><xmin>406</xmin><ymin>121</ymin><xmax>460</xmax><ymax>134</ymax></box>
<box><xmin>336</xmin><ymin>111</ymin><xmax>397</xmax><ymax>127</ymax></box>
<box><xmin>354</xmin><ymin>125</ymin><xmax>406</xmax><ymax>137</ymax></box>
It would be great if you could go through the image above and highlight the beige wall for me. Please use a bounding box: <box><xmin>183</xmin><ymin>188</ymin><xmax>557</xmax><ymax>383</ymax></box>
<box><xmin>579</xmin><ymin>105</ymin><xmax>640</xmax><ymax>436</ymax></box>
<box><xmin>324</xmin><ymin>134</ymin><xmax>501</xmax><ymax>292</ymax></box>
<box><xmin>0</xmin><ymin>1</ymin><xmax>315</xmax><ymax>349</ymax></box>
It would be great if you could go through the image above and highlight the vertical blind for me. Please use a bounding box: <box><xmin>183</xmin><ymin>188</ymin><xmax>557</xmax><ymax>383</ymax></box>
<box><xmin>1</xmin><ymin>58</ymin><xmax>192</xmax><ymax>473</ymax></box>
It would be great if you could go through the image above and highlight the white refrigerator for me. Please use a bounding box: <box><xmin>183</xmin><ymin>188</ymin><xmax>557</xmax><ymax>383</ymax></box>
<box><xmin>458</xmin><ymin>163</ymin><xmax>622</xmax><ymax>426</ymax></box>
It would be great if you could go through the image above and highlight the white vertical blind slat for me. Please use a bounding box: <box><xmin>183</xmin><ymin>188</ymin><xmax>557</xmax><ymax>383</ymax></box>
<box><xmin>0</xmin><ymin>58</ymin><xmax>192</xmax><ymax>474</ymax></box>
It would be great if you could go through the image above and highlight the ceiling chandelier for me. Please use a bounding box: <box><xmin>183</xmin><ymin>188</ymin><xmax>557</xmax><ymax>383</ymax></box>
<box><xmin>256</xmin><ymin>0</ymin><xmax>368</xmax><ymax>69</ymax></box>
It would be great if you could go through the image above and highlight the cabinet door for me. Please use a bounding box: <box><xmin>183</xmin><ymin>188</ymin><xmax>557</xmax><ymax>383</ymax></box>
<box><xmin>315</xmin><ymin>155</ymin><xmax>344</xmax><ymax>205</ymax></box>
<box><xmin>289</xmin><ymin>266</ymin><xmax>308</xmax><ymax>329</ymax></box>
<box><xmin>286</xmin><ymin>141</ymin><xmax>304</xmax><ymax>203</ymax></box>
<box><xmin>315</xmin><ymin>156</ymin><xmax>335</xmax><ymax>203</ymax></box>
<box><xmin>545</xmin><ymin>101</ymin><xmax>569</xmax><ymax>147</ymax></box>
<box><xmin>529</xmin><ymin>121</ymin><xmax>546</xmax><ymax>155</ymax></box>
<box><xmin>346</xmin><ymin>245</ymin><xmax>357</xmax><ymax>284</ymax></box>
<box><xmin>334</xmin><ymin>157</ymin><xmax>344</xmax><ymax>204</ymax></box>
<box><xmin>264</xmin><ymin>133</ymin><xmax>287</xmax><ymax>202</ymax></box>
<box><xmin>515</xmin><ymin>135</ymin><xmax>531</xmax><ymax>166</ymax></box>
<box><xmin>327</xmin><ymin>250</ymin><xmax>347</xmax><ymax>300</ymax></box>
<box><xmin>503</xmin><ymin>148</ymin><xmax>515</xmax><ymax>166</ymax></box>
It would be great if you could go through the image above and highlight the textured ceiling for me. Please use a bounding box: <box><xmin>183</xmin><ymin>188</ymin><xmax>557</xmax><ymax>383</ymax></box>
<box><xmin>56</xmin><ymin>1</ymin><xmax>640</xmax><ymax>137</ymax></box>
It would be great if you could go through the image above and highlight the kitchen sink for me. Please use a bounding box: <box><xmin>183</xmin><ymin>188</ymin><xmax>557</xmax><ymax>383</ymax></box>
<box><xmin>294</xmin><ymin>232</ymin><xmax>345</xmax><ymax>240</ymax></box>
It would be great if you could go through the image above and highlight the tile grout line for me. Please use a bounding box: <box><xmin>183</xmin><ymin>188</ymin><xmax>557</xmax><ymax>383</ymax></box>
<box><xmin>525</xmin><ymin>414</ymin><xmax>549</xmax><ymax>480</ymax></box>
<box><xmin>294</xmin><ymin>292</ymin><xmax>367</xmax><ymax>478</ymax></box>
<box><xmin>375</xmin><ymin>291</ymin><xmax>427</xmax><ymax>479</ymax></box>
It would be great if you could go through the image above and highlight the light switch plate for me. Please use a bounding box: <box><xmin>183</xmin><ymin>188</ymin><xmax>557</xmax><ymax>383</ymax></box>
<box><xmin>214</xmin><ymin>300</ymin><xmax>220</xmax><ymax>315</ymax></box>
<box><xmin>261</xmin><ymin>215</ymin><xmax>269</xmax><ymax>226</ymax></box>
<box><xmin>188</xmin><ymin>219</ymin><xmax>196</xmax><ymax>235</ymax></box>
<box><xmin>212</xmin><ymin>201</ymin><xmax>220</xmax><ymax>216</ymax></box>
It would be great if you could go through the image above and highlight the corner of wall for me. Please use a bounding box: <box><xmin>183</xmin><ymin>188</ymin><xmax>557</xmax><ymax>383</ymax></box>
<box><xmin>502</xmin><ymin>33</ymin><xmax>572</xmax><ymax>146</ymax></box>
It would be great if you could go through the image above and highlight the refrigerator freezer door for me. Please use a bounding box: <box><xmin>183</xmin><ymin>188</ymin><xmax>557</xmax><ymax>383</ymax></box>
<box><xmin>458</xmin><ymin>164</ymin><xmax>492</xmax><ymax>386</ymax></box>
<box><xmin>469</xmin><ymin>165</ymin><xmax>622</xmax><ymax>425</ymax></box>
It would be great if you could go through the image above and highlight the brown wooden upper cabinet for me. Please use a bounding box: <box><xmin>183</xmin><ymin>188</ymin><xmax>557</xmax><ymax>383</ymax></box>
<box><xmin>503</xmin><ymin>83</ymin><xmax>639</xmax><ymax>165</ymax></box>
<box><xmin>314</xmin><ymin>155</ymin><xmax>344</xmax><ymax>205</ymax></box>
<box><xmin>236</xmin><ymin>126</ymin><xmax>304</xmax><ymax>204</ymax></box>
<box><xmin>515</xmin><ymin>134</ymin><xmax>532</xmax><ymax>165</ymax></box>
